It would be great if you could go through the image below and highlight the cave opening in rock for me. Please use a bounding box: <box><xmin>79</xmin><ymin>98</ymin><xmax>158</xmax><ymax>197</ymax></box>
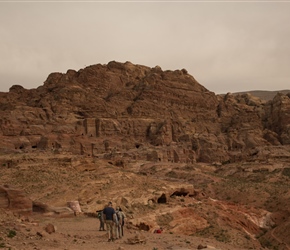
<box><xmin>170</xmin><ymin>191</ymin><xmax>189</xmax><ymax>197</ymax></box>
<box><xmin>137</xmin><ymin>222</ymin><xmax>150</xmax><ymax>231</ymax></box>
<box><xmin>157</xmin><ymin>193</ymin><xmax>167</xmax><ymax>203</ymax></box>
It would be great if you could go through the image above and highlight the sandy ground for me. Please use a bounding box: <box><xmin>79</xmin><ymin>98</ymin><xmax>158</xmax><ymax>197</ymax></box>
<box><xmin>1</xmin><ymin>213</ymin><xmax>247</xmax><ymax>250</ymax></box>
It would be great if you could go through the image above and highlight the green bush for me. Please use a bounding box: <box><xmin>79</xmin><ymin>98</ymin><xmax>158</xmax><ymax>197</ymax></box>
<box><xmin>282</xmin><ymin>168</ymin><xmax>290</xmax><ymax>177</ymax></box>
<box><xmin>7</xmin><ymin>230</ymin><xmax>16</xmax><ymax>238</ymax></box>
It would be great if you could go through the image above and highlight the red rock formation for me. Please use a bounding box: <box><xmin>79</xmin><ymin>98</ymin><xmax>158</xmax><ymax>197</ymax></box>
<box><xmin>0</xmin><ymin>61</ymin><xmax>289</xmax><ymax>164</ymax></box>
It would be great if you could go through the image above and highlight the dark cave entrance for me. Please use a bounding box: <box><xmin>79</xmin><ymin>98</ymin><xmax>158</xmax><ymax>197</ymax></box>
<box><xmin>137</xmin><ymin>222</ymin><xmax>150</xmax><ymax>231</ymax></box>
<box><xmin>157</xmin><ymin>193</ymin><xmax>167</xmax><ymax>203</ymax></box>
<box><xmin>170</xmin><ymin>190</ymin><xmax>189</xmax><ymax>197</ymax></box>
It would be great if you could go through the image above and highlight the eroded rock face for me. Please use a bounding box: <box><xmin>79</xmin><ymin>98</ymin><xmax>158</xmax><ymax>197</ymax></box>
<box><xmin>0</xmin><ymin>185</ymin><xmax>32</xmax><ymax>213</ymax></box>
<box><xmin>0</xmin><ymin>61</ymin><xmax>289</xmax><ymax>163</ymax></box>
<box><xmin>265</xmin><ymin>93</ymin><xmax>290</xmax><ymax>144</ymax></box>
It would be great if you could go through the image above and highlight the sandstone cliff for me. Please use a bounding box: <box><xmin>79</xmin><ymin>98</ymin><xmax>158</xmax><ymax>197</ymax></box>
<box><xmin>0</xmin><ymin>61</ymin><xmax>289</xmax><ymax>164</ymax></box>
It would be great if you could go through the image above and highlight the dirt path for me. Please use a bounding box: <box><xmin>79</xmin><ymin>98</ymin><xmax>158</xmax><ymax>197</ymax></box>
<box><xmin>8</xmin><ymin>215</ymin><xmax>240</xmax><ymax>250</ymax></box>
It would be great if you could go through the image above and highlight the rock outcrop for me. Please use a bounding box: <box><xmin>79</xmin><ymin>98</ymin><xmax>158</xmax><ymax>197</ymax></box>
<box><xmin>0</xmin><ymin>185</ymin><xmax>32</xmax><ymax>213</ymax></box>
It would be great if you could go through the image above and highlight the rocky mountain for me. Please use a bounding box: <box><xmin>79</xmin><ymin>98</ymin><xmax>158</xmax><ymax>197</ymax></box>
<box><xmin>0</xmin><ymin>61</ymin><xmax>290</xmax><ymax>250</ymax></box>
<box><xmin>1</xmin><ymin>61</ymin><xmax>290</xmax><ymax>164</ymax></box>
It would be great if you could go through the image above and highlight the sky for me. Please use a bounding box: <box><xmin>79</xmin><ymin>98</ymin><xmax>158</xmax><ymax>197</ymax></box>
<box><xmin>0</xmin><ymin>1</ymin><xmax>289</xmax><ymax>94</ymax></box>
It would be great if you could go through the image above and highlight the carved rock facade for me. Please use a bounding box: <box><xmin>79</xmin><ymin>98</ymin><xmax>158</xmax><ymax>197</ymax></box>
<box><xmin>0</xmin><ymin>61</ymin><xmax>289</xmax><ymax>163</ymax></box>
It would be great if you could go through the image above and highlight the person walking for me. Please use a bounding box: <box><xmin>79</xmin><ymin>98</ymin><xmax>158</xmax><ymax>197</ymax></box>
<box><xmin>97</xmin><ymin>209</ymin><xmax>105</xmax><ymax>231</ymax></box>
<box><xmin>116</xmin><ymin>206</ymin><xmax>126</xmax><ymax>238</ymax></box>
<box><xmin>113</xmin><ymin>207</ymin><xmax>119</xmax><ymax>239</ymax></box>
<box><xmin>103</xmin><ymin>201</ymin><xmax>117</xmax><ymax>242</ymax></box>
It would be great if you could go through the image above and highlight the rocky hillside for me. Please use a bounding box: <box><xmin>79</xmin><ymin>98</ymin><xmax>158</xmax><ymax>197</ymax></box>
<box><xmin>1</xmin><ymin>150</ymin><xmax>290</xmax><ymax>249</ymax></box>
<box><xmin>0</xmin><ymin>61</ymin><xmax>290</xmax><ymax>164</ymax></box>
<box><xmin>230</xmin><ymin>90</ymin><xmax>290</xmax><ymax>101</ymax></box>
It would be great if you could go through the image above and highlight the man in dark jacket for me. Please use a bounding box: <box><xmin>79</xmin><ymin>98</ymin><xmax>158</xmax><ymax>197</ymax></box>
<box><xmin>103</xmin><ymin>201</ymin><xmax>116</xmax><ymax>241</ymax></box>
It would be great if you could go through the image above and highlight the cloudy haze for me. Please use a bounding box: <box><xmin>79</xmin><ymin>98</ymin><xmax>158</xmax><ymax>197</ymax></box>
<box><xmin>0</xmin><ymin>1</ymin><xmax>289</xmax><ymax>94</ymax></box>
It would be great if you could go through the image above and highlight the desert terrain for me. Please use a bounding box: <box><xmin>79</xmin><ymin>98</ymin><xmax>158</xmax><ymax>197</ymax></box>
<box><xmin>1</xmin><ymin>148</ymin><xmax>290</xmax><ymax>250</ymax></box>
<box><xmin>0</xmin><ymin>61</ymin><xmax>290</xmax><ymax>250</ymax></box>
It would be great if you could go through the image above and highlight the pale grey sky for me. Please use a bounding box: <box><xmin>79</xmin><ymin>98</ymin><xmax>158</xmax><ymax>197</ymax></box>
<box><xmin>0</xmin><ymin>1</ymin><xmax>289</xmax><ymax>94</ymax></box>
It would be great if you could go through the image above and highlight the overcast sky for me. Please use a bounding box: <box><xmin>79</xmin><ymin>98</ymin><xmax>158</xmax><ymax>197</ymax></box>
<box><xmin>0</xmin><ymin>1</ymin><xmax>289</xmax><ymax>94</ymax></box>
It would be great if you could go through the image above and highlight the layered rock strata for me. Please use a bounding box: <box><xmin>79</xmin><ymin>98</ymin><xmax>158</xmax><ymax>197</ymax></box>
<box><xmin>0</xmin><ymin>61</ymin><xmax>289</xmax><ymax>163</ymax></box>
